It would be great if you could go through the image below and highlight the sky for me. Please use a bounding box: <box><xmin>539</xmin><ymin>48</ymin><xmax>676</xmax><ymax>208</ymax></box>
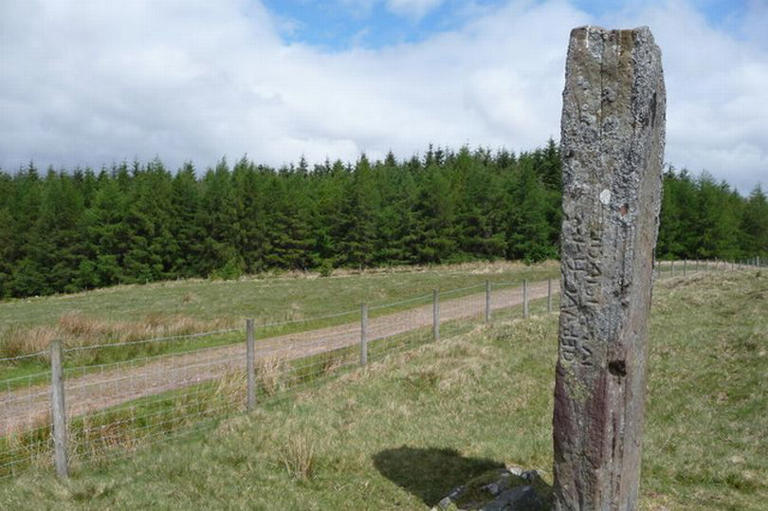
<box><xmin>0</xmin><ymin>0</ymin><xmax>766</xmax><ymax>193</ymax></box>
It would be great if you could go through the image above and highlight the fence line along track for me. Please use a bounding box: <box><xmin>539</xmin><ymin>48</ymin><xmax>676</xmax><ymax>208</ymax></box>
<box><xmin>0</xmin><ymin>279</ymin><xmax>556</xmax><ymax>437</ymax></box>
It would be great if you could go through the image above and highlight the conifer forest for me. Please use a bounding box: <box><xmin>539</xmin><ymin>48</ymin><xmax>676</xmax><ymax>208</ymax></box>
<box><xmin>0</xmin><ymin>140</ymin><xmax>766</xmax><ymax>299</ymax></box>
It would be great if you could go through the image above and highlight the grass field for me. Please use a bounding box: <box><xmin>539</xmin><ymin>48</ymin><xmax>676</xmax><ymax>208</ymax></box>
<box><xmin>0</xmin><ymin>261</ymin><xmax>559</xmax><ymax>379</ymax></box>
<box><xmin>0</xmin><ymin>267</ymin><xmax>765</xmax><ymax>509</ymax></box>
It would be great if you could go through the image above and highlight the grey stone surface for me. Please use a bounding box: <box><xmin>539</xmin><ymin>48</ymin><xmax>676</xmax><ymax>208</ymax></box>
<box><xmin>553</xmin><ymin>26</ymin><xmax>665</xmax><ymax>510</ymax></box>
<box><xmin>433</xmin><ymin>467</ymin><xmax>549</xmax><ymax>511</ymax></box>
<box><xmin>481</xmin><ymin>486</ymin><xmax>542</xmax><ymax>511</ymax></box>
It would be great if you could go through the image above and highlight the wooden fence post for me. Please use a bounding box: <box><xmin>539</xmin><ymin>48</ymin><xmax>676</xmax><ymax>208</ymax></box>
<box><xmin>547</xmin><ymin>278</ymin><xmax>553</xmax><ymax>313</ymax></box>
<box><xmin>485</xmin><ymin>280</ymin><xmax>491</xmax><ymax>323</ymax></box>
<box><xmin>50</xmin><ymin>340</ymin><xmax>68</xmax><ymax>479</ymax></box>
<box><xmin>360</xmin><ymin>303</ymin><xmax>368</xmax><ymax>366</ymax></box>
<box><xmin>433</xmin><ymin>289</ymin><xmax>440</xmax><ymax>341</ymax></box>
<box><xmin>523</xmin><ymin>280</ymin><xmax>529</xmax><ymax>319</ymax></box>
<box><xmin>683</xmin><ymin>259</ymin><xmax>687</xmax><ymax>276</ymax></box>
<box><xmin>246</xmin><ymin>319</ymin><xmax>255</xmax><ymax>412</ymax></box>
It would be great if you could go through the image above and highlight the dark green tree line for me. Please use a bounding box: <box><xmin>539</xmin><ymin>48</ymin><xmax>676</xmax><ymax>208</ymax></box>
<box><xmin>0</xmin><ymin>142</ymin><xmax>765</xmax><ymax>298</ymax></box>
<box><xmin>657</xmin><ymin>168</ymin><xmax>767</xmax><ymax>261</ymax></box>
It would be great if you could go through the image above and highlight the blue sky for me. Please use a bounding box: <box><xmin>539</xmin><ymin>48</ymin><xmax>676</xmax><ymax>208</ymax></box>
<box><xmin>262</xmin><ymin>0</ymin><xmax>751</xmax><ymax>50</ymax></box>
<box><xmin>1</xmin><ymin>0</ymin><xmax>766</xmax><ymax>192</ymax></box>
<box><xmin>261</xmin><ymin>0</ymin><xmax>501</xmax><ymax>49</ymax></box>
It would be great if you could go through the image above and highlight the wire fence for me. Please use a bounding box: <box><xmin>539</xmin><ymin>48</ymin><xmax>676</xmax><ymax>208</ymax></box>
<box><xmin>0</xmin><ymin>257</ymin><xmax>763</xmax><ymax>480</ymax></box>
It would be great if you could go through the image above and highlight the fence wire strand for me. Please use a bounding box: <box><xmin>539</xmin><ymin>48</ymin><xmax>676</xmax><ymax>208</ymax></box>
<box><xmin>63</xmin><ymin>327</ymin><xmax>243</xmax><ymax>353</ymax></box>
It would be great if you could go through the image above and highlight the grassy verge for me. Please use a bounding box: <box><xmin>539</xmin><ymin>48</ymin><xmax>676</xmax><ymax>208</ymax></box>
<box><xmin>1</xmin><ymin>270</ymin><xmax>765</xmax><ymax>510</ymax></box>
<box><xmin>0</xmin><ymin>301</ymin><xmax>525</xmax><ymax>480</ymax></box>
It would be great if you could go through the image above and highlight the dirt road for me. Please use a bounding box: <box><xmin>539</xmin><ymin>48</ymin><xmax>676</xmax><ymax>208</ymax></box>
<box><xmin>1</xmin><ymin>280</ymin><xmax>558</xmax><ymax>436</ymax></box>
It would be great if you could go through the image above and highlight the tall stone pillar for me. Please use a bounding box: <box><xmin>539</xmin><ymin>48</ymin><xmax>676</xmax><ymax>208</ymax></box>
<box><xmin>553</xmin><ymin>26</ymin><xmax>665</xmax><ymax>510</ymax></box>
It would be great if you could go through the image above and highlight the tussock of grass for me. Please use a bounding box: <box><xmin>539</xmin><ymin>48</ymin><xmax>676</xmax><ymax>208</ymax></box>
<box><xmin>1</xmin><ymin>269</ymin><xmax>765</xmax><ymax>510</ymax></box>
<box><xmin>255</xmin><ymin>355</ymin><xmax>287</xmax><ymax>397</ymax></box>
<box><xmin>279</xmin><ymin>434</ymin><xmax>316</xmax><ymax>481</ymax></box>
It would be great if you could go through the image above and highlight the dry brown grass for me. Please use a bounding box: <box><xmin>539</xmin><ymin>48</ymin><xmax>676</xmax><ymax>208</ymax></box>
<box><xmin>318</xmin><ymin>350</ymin><xmax>346</xmax><ymax>376</ymax></box>
<box><xmin>0</xmin><ymin>326</ymin><xmax>58</xmax><ymax>359</ymax></box>
<box><xmin>0</xmin><ymin>313</ymin><xmax>235</xmax><ymax>358</ymax></box>
<box><xmin>254</xmin><ymin>259</ymin><xmax>552</xmax><ymax>280</ymax></box>
<box><xmin>213</xmin><ymin>370</ymin><xmax>246</xmax><ymax>403</ymax></box>
<box><xmin>256</xmin><ymin>356</ymin><xmax>286</xmax><ymax>397</ymax></box>
<box><xmin>278</xmin><ymin>433</ymin><xmax>316</xmax><ymax>481</ymax></box>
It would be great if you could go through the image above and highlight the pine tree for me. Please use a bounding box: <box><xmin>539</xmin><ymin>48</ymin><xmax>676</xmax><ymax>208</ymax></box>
<box><xmin>505</xmin><ymin>157</ymin><xmax>555</xmax><ymax>262</ymax></box>
<box><xmin>0</xmin><ymin>207</ymin><xmax>13</xmax><ymax>297</ymax></box>
<box><xmin>454</xmin><ymin>147</ymin><xmax>505</xmax><ymax>259</ymax></box>
<box><xmin>169</xmin><ymin>162</ymin><xmax>205</xmax><ymax>276</ymax></box>
<box><xmin>198</xmin><ymin>159</ymin><xmax>241</xmax><ymax>277</ymax></box>
<box><xmin>741</xmin><ymin>185</ymin><xmax>768</xmax><ymax>256</ymax></box>
<box><xmin>232</xmin><ymin>157</ymin><xmax>268</xmax><ymax>273</ymax></box>
<box><xmin>81</xmin><ymin>172</ymin><xmax>130</xmax><ymax>287</ymax></box>
<box><xmin>122</xmin><ymin>158</ymin><xmax>175</xmax><ymax>282</ymax></box>
<box><xmin>693</xmin><ymin>173</ymin><xmax>740</xmax><ymax>259</ymax></box>
<box><xmin>411</xmin><ymin>161</ymin><xmax>457</xmax><ymax>263</ymax></box>
<box><xmin>336</xmin><ymin>154</ymin><xmax>381</xmax><ymax>267</ymax></box>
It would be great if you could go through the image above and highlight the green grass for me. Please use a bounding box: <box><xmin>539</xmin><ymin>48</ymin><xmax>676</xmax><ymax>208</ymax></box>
<box><xmin>0</xmin><ymin>261</ymin><xmax>559</xmax><ymax>377</ymax></box>
<box><xmin>0</xmin><ymin>261</ymin><xmax>557</xmax><ymax>328</ymax></box>
<box><xmin>1</xmin><ymin>269</ymin><xmax>765</xmax><ymax>509</ymax></box>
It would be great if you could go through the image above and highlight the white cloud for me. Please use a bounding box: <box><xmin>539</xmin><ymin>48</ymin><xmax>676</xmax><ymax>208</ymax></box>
<box><xmin>0</xmin><ymin>0</ymin><xmax>765</xmax><ymax>193</ymax></box>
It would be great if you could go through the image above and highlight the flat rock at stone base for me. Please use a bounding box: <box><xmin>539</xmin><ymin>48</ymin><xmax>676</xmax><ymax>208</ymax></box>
<box><xmin>432</xmin><ymin>466</ymin><xmax>550</xmax><ymax>511</ymax></box>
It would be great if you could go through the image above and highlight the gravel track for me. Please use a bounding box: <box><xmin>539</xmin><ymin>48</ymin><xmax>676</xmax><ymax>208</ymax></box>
<box><xmin>1</xmin><ymin>280</ymin><xmax>558</xmax><ymax>436</ymax></box>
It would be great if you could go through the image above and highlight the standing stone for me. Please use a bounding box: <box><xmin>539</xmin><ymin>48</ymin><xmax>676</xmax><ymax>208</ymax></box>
<box><xmin>553</xmin><ymin>26</ymin><xmax>665</xmax><ymax>511</ymax></box>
